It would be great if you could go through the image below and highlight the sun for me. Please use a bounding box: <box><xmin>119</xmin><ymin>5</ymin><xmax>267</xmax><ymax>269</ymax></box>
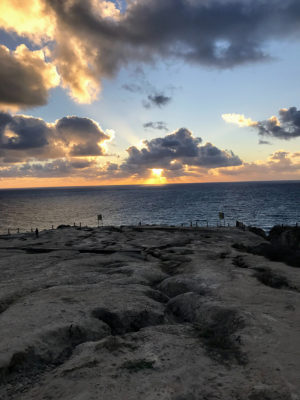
<box><xmin>151</xmin><ymin>168</ymin><xmax>163</xmax><ymax>177</ymax></box>
<box><xmin>145</xmin><ymin>168</ymin><xmax>166</xmax><ymax>184</ymax></box>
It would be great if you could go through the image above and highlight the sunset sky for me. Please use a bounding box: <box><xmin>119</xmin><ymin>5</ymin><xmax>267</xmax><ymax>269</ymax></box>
<box><xmin>0</xmin><ymin>0</ymin><xmax>300</xmax><ymax>188</ymax></box>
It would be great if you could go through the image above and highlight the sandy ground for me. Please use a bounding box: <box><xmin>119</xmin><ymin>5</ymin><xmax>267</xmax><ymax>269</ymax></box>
<box><xmin>0</xmin><ymin>226</ymin><xmax>299</xmax><ymax>400</ymax></box>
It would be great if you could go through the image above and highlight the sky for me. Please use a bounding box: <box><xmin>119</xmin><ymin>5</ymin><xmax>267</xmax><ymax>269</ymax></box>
<box><xmin>0</xmin><ymin>0</ymin><xmax>300</xmax><ymax>188</ymax></box>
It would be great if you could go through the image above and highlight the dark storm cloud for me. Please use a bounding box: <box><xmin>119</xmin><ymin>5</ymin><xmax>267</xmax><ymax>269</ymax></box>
<box><xmin>0</xmin><ymin>112</ymin><xmax>111</xmax><ymax>162</ymax></box>
<box><xmin>143</xmin><ymin>121</ymin><xmax>168</xmax><ymax>131</ymax></box>
<box><xmin>256</xmin><ymin>107</ymin><xmax>300</xmax><ymax>140</ymax></box>
<box><xmin>0</xmin><ymin>45</ymin><xmax>59</xmax><ymax>109</ymax></box>
<box><xmin>45</xmin><ymin>0</ymin><xmax>300</xmax><ymax>78</ymax></box>
<box><xmin>121</xmin><ymin>128</ymin><xmax>242</xmax><ymax>173</ymax></box>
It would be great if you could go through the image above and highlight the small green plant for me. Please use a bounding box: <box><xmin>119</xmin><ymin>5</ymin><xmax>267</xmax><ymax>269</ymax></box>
<box><xmin>120</xmin><ymin>359</ymin><xmax>155</xmax><ymax>373</ymax></box>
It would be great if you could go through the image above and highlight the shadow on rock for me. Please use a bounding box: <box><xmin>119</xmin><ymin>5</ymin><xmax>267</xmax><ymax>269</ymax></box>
<box><xmin>233</xmin><ymin>225</ymin><xmax>300</xmax><ymax>268</ymax></box>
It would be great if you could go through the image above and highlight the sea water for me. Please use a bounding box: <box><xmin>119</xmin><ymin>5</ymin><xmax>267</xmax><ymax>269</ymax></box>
<box><xmin>0</xmin><ymin>181</ymin><xmax>299</xmax><ymax>234</ymax></box>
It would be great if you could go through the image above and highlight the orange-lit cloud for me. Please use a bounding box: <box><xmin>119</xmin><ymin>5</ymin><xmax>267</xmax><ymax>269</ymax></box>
<box><xmin>0</xmin><ymin>109</ymin><xmax>299</xmax><ymax>188</ymax></box>
<box><xmin>2</xmin><ymin>0</ymin><xmax>300</xmax><ymax>107</ymax></box>
<box><xmin>0</xmin><ymin>0</ymin><xmax>55</xmax><ymax>44</ymax></box>
<box><xmin>1</xmin><ymin>146</ymin><xmax>300</xmax><ymax>188</ymax></box>
<box><xmin>91</xmin><ymin>0</ymin><xmax>121</xmax><ymax>19</ymax></box>
<box><xmin>222</xmin><ymin>113</ymin><xmax>258</xmax><ymax>127</ymax></box>
<box><xmin>215</xmin><ymin>150</ymin><xmax>300</xmax><ymax>181</ymax></box>
<box><xmin>0</xmin><ymin>0</ymin><xmax>121</xmax><ymax>104</ymax></box>
<box><xmin>0</xmin><ymin>123</ymin><xmax>243</xmax><ymax>185</ymax></box>
<box><xmin>53</xmin><ymin>32</ymin><xmax>101</xmax><ymax>104</ymax></box>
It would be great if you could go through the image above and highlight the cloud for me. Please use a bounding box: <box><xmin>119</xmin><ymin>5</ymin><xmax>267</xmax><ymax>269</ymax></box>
<box><xmin>222</xmin><ymin>107</ymin><xmax>300</xmax><ymax>140</ymax></box>
<box><xmin>123</xmin><ymin>74</ymin><xmax>174</xmax><ymax>108</ymax></box>
<box><xmin>270</xmin><ymin>150</ymin><xmax>290</xmax><ymax>160</ymax></box>
<box><xmin>0</xmin><ymin>126</ymin><xmax>242</xmax><ymax>181</ymax></box>
<box><xmin>256</xmin><ymin>108</ymin><xmax>300</xmax><ymax>140</ymax></box>
<box><xmin>143</xmin><ymin>121</ymin><xmax>168</xmax><ymax>131</ymax></box>
<box><xmin>222</xmin><ymin>113</ymin><xmax>257</xmax><ymax>127</ymax></box>
<box><xmin>0</xmin><ymin>112</ymin><xmax>112</xmax><ymax>162</ymax></box>
<box><xmin>1</xmin><ymin>147</ymin><xmax>299</xmax><ymax>183</ymax></box>
<box><xmin>0</xmin><ymin>158</ymin><xmax>99</xmax><ymax>179</ymax></box>
<box><xmin>121</xmin><ymin>128</ymin><xmax>242</xmax><ymax>176</ymax></box>
<box><xmin>0</xmin><ymin>44</ymin><xmax>60</xmax><ymax>110</ymax></box>
<box><xmin>0</xmin><ymin>113</ymin><xmax>50</xmax><ymax>150</ymax></box>
<box><xmin>0</xmin><ymin>0</ymin><xmax>55</xmax><ymax>44</ymax></box>
<box><xmin>2</xmin><ymin>0</ymin><xmax>300</xmax><ymax>104</ymax></box>
<box><xmin>217</xmin><ymin>150</ymin><xmax>300</xmax><ymax>180</ymax></box>
<box><xmin>143</xmin><ymin>94</ymin><xmax>172</xmax><ymax>108</ymax></box>
<box><xmin>122</xmin><ymin>83</ymin><xmax>143</xmax><ymax>93</ymax></box>
<box><xmin>55</xmin><ymin>116</ymin><xmax>110</xmax><ymax>156</ymax></box>
<box><xmin>258</xmin><ymin>139</ymin><xmax>271</xmax><ymax>145</ymax></box>
<box><xmin>1</xmin><ymin>119</ymin><xmax>299</xmax><ymax>183</ymax></box>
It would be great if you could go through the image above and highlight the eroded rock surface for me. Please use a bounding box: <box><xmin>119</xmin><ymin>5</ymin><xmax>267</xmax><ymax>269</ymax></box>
<box><xmin>0</xmin><ymin>226</ymin><xmax>299</xmax><ymax>400</ymax></box>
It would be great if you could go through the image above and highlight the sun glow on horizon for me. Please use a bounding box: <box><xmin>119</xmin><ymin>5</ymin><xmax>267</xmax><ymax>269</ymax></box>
<box><xmin>145</xmin><ymin>168</ymin><xmax>167</xmax><ymax>185</ymax></box>
<box><xmin>152</xmin><ymin>168</ymin><xmax>163</xmax><ymax>177</ymax></box>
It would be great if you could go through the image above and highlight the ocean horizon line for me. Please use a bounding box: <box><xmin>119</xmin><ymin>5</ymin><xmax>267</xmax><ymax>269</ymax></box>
<box><xmin>0</xmin><ymin>179</ymin><xmax>299</xmax><ymax>191</ymax></box>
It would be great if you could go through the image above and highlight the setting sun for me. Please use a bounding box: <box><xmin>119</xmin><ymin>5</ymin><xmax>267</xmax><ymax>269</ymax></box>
<box><xmin>145</xmin><ymin>168</ymin><xmax>166</xmax><ymax>184</ymax></box>
<box><xmin>151</xmin><ymin>168</ymin><xmax>163</xmax><ymax>177</ymax></box>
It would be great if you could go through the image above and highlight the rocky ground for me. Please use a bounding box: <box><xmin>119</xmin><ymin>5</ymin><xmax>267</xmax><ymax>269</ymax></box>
<box><xmin>0</xmin><ymin>226</ymin><xmax>299</xmax><ymax>400</ymax></box>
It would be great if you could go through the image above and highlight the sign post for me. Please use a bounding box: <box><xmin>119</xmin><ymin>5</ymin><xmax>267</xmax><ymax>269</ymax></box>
<box><xmin>219</xmin><ymin>212</ymin><xmax>225</xmax><ymax>227</ymax></box>
<box><xmin>97</xmin><ymin>214</ymin><xmax>103</xmax><ymax>227</ymax></box>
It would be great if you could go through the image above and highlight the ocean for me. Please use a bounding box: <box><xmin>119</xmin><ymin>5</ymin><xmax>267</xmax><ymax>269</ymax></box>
<box><xmin>0</xmin><ymin>181</ymin><xmax>299</xmax><ymax>234</ymax></box>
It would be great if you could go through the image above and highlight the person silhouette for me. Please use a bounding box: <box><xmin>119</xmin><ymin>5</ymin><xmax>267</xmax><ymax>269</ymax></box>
<box><xmin>35</xmin><ymin>228</ymin><xmax>39</xmax><ymax>238</ymax></box>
